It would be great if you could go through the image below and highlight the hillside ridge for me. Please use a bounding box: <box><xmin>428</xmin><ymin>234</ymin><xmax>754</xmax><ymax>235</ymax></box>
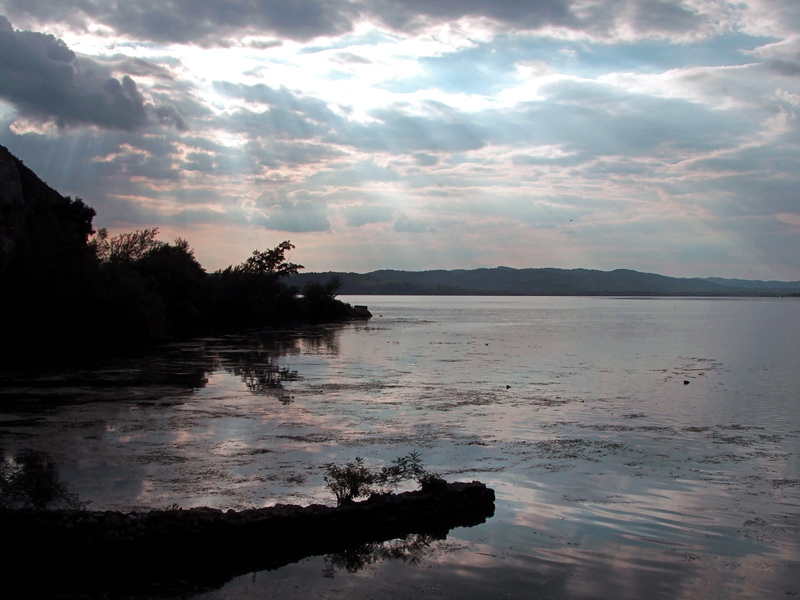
<box><xmin>289</xmin><ymin>267</ymin><xmax>800</xmax><ymax>297</ymax></box>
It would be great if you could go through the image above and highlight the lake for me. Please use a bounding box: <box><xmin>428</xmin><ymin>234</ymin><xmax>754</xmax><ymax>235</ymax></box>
<box><xmin>1</xmin><ymin>296</ymin><xmax>799</xmax><ymax>599</ymax></box>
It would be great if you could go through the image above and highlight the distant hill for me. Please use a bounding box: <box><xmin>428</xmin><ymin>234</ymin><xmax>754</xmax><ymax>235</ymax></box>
<box><xmin>289</xmin><ymin>267</ymin><xmax>800</xmax><ymax>297</ymax></box>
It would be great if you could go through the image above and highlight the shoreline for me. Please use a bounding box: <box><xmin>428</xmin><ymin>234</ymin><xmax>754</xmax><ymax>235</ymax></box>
<box><xmin>4</xmin><ymin>481</ymin><xmax>495</xmax><ymax>594</ymax></box>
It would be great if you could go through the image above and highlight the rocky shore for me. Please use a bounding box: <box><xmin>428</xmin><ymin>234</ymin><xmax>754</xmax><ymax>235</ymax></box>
<box><xmin>4</xmin><ymin>480</ymin><xmax>494</xmax><ymax>594</ymax></box>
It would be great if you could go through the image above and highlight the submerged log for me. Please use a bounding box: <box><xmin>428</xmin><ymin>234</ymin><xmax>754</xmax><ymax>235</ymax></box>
<box><xmin>3</xmin><ymin>480</ymin><xmax>494</xmax><ymax>593</ymax></box>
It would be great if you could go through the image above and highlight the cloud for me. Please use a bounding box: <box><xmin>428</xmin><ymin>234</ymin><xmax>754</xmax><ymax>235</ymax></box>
<box><xmin>2</xmin><ymin>1</ymin><xmax>569</xmax><ymax>46</ymax></box>
<box><xmin>413</xmin><ymin>153</ymin><xmax>440</xmax><ymax>166</ymax></box>
<box><xmin>332</xmin><ymin>52</ymin><xmax>373</xmax><ymax>65</ymax></box>
<box><xmin>622</xmin><ymin>0</ymin><xmax>705</xmax><ymax>35</ymax></box>
<box><xmin>469</xmin><ymin>196</ymin><xmax>584</xmax><ymax>228</ymax></box>
<box><xmin>485</xmin><ymin>79</ymin><xmax>755</xmax><ymax>158</ymax></box>
<box><xmin>180</xmin><ymin>151</ymin><xmax>216</xmax><ymax>173</ymax></box>
<box><xmin>307</xmin><ymin>159</ymin><xmax>400</xmax><ymax>186</ymax></box>
<box><xmin>369</xmin><ymin>0</ymin><xmax>716</xmax><ymax>42</ymax></box>
<box><xmin>394</xmin><ymin>214</ymin><xmax>436</xmax><ymax>233</ymax></box>
<box><xmin>368</xmin><ymin>0</ymin><xmax>577</xmax><ymax>32</ymax></box>
<box><xmin>255</xmin><ymin>191</ymin><xmax>331</xmax><ymax>232</ymax></box>
<box><xmin>212</xmin><ymin>82</ymin><xmax>338</xmax><ymax>140</ymax></box>
<box><xmin>0</xmin><ymin>0</ymin><xmax>781</xmax><ymax>49</ymax></box>
<box><xmin>341</xmin><ymin>204</ymin><xmax>394</xmax><ymax>226</ymax></box>
<box><xmin>0</xmin><ymin>17</ymin><xmax>184</xmax><ymax>130</ymax></box>
<box><xmin>344</xmin><ymin>106</ymin><xmax>487</xmax><ymax>152</ymax></box>
<box><xmin>214</xmin><ymin>81</ymin><xmax>487</xmax><ymax>154</ymax></box>
<box><xmin>2</xmin><ymin>0</ymin><xmax>358</xmax><ymax>44</ymax></box>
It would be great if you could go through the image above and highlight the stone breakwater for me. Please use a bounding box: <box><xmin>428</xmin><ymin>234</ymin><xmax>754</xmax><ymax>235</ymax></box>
<box><xmin>4</xmin><ymin>481</ymin><xmax>495</xmax><ymax>593</ymax></box>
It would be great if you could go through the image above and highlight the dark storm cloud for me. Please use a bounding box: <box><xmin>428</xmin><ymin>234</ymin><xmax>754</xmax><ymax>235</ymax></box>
<box><xmin>0</xmin><ymin>17</ymin><xmax>185</xmax><ymax>130</ymax></box>
<box><xmin>561</xmin><ymin>0</ymin><xmax>707</xmax><ymax>39</ymax></box>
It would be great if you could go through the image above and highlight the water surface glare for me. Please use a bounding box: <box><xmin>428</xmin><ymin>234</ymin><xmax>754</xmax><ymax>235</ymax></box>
<box><xmin>1</xmin><ymin>296</ymin><xmax>799</xmax><ymax>599</ymax></box>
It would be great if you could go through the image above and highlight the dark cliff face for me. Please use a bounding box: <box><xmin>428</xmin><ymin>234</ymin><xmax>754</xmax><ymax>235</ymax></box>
<box><xmin>0</xmin><ymin>144</ymin><xmax>26</xmax><ymax>259</ymax></box>
<box><xmin>0</xmin><ymin>144</ymin><xmax>99</xmax><ymax>358</ymax></box>
<box><xmin>0</xmin><ymin>143</ymin><xmax>95</xmax><ymax>267</ymax></box>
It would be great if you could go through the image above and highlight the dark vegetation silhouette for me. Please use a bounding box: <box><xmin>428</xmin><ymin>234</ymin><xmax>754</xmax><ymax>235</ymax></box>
<box><xmin>322</xmin><ymin>533</ymin><xmax>437</xmax><ymax>578</ymax></box>
<box><xmin>0</xmin><ymin>450</ymin><xmax>87</xmax><ymax>510</ymax></box>
<box><xmin>0</xmin><ymin>145</ymin><xmax>361</xmax><ymax>360</ymax></box>
<box><xmin>323</xmin><ymin>452</ymin><xmax>443</xmax><ymax>506</ymax></box>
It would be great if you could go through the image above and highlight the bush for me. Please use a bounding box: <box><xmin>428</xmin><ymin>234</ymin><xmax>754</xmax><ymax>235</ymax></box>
<box><xmin>323</xmin><ymin>452</ymin><xmax>439</xmax><ymax>505</ymax></box>
<box><xmin>323</xmin><ymin>457</ymin><xmax>377</xmax><ymax>505</ymax></box>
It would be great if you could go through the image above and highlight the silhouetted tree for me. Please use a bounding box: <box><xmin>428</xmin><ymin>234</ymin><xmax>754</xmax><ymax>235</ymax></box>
<box><xmin>238</xmin><ymin>240</ymin><xmax>303</xmax><ymax>277</ymax></box>
<box><xmin>134</xmin><ymin>238</ymin><xmax>208</xmax><ymax>338</ymax></box>
<box><xmin>300</xmin><ymin>276</ymin><xmax>349</xmax><ymax>321</ymax></box>
<box><xmin>207</xmin><ymin>240</ymin><xmax>307</xmax><ymax>330</ymax></box>
<box><xmin>92</xmin><ymin>227</ymin><xmax>162</xmax><ymax>264</ymax></box>
<box><xmin>1</xmin><ymin>194</ymin><xmax>101</xmax><ymax>357</ymax></box>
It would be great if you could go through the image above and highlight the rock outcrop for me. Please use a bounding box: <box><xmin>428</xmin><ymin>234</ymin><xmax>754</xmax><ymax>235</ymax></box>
<box><xmin>4</xmin><ymin>480</ymin><xmax>495</xmax><ymax>594</ymax></box>
<box><xmin>0</xmin><ymin>143</ymin><xmax>26</xmax><ymax>259</ymax></box>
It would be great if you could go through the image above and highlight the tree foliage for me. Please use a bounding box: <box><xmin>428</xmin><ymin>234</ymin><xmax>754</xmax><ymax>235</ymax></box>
<box><xmin>93</xmin><ymin>227</ymin><xmax>163</xmax><ymax>264</ymax></box>
<box><xmin>239</xmin><ymin>241</ymin><xmax>303</xmax><ymax>277</ymax></box>
<box><xmin>1</xmin><ymin>194</ymin><xmax>101</xmax><ymax>356</ymax></box>
<box><xmin>299</xmin><ymin>275</ymin><xmax>349</xmax><ymax>322</ymax></box>
<box><xmin>1</xmin><ymin>179</ymin><xmax>361</xmax><ymax>360</ymax></box>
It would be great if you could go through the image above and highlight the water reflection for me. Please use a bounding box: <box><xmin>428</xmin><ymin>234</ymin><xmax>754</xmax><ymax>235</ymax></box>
<box><xmin>322</xmin><ymin>533</ymin><xmax>437</xmax><ymax>577</ymax></box>
<box><xmin>0</xmin><ymin>326</ymin><xmax>351</xmax><ymax>511</ymax></box>
<box><xmin>0</xmin><ymin>326</ymin><xmax>343</xmax><ymax>406</ymax></box>
<box><xmin>222</xmin><ymin>349</ymin><xmax>299</xmax><ymax>403</ymax></box>
<box><xmin>0</xmin><ymin>449</ymin><xmax>86</xmax><ymax>510</ymax></box>
<box><xmin>1</xmin><ymin>298</ymin><xmax>799</xmax><ymax>600</ymax></box>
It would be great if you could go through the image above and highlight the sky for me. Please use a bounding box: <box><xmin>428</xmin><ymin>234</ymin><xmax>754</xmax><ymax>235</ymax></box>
<box><xmin>1</xmin><ymin>1</ymin><xmax>799</xmax><ymax>280</ymax></box>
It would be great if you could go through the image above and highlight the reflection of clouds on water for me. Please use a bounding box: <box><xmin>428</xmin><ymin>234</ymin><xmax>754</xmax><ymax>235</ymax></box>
<box><xmin>1</xmin><ymin>298</ymin><xmax>799</xmax><ymax>598</ymax></box>
<box><xmin>0</xmin><ymin>326</ymin><xmax>352</xmax><ymax>511</ymax></box>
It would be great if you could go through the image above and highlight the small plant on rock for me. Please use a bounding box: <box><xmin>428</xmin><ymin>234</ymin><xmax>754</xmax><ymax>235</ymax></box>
<box><xmin>323</xmin><ymin>452</ymin><xmax>441</xmax><ymax>506</ymax></box>
<box><xmin>323</xmin><ymin>457</ymin><xmax>378</xmax><ymax>505</ymax></box>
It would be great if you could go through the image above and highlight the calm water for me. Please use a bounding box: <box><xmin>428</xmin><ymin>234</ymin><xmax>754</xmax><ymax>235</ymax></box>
<box><xmin>2</xmin><ymin>296</ymin><xmax>799</xmax><ymax>598</ymax></box>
